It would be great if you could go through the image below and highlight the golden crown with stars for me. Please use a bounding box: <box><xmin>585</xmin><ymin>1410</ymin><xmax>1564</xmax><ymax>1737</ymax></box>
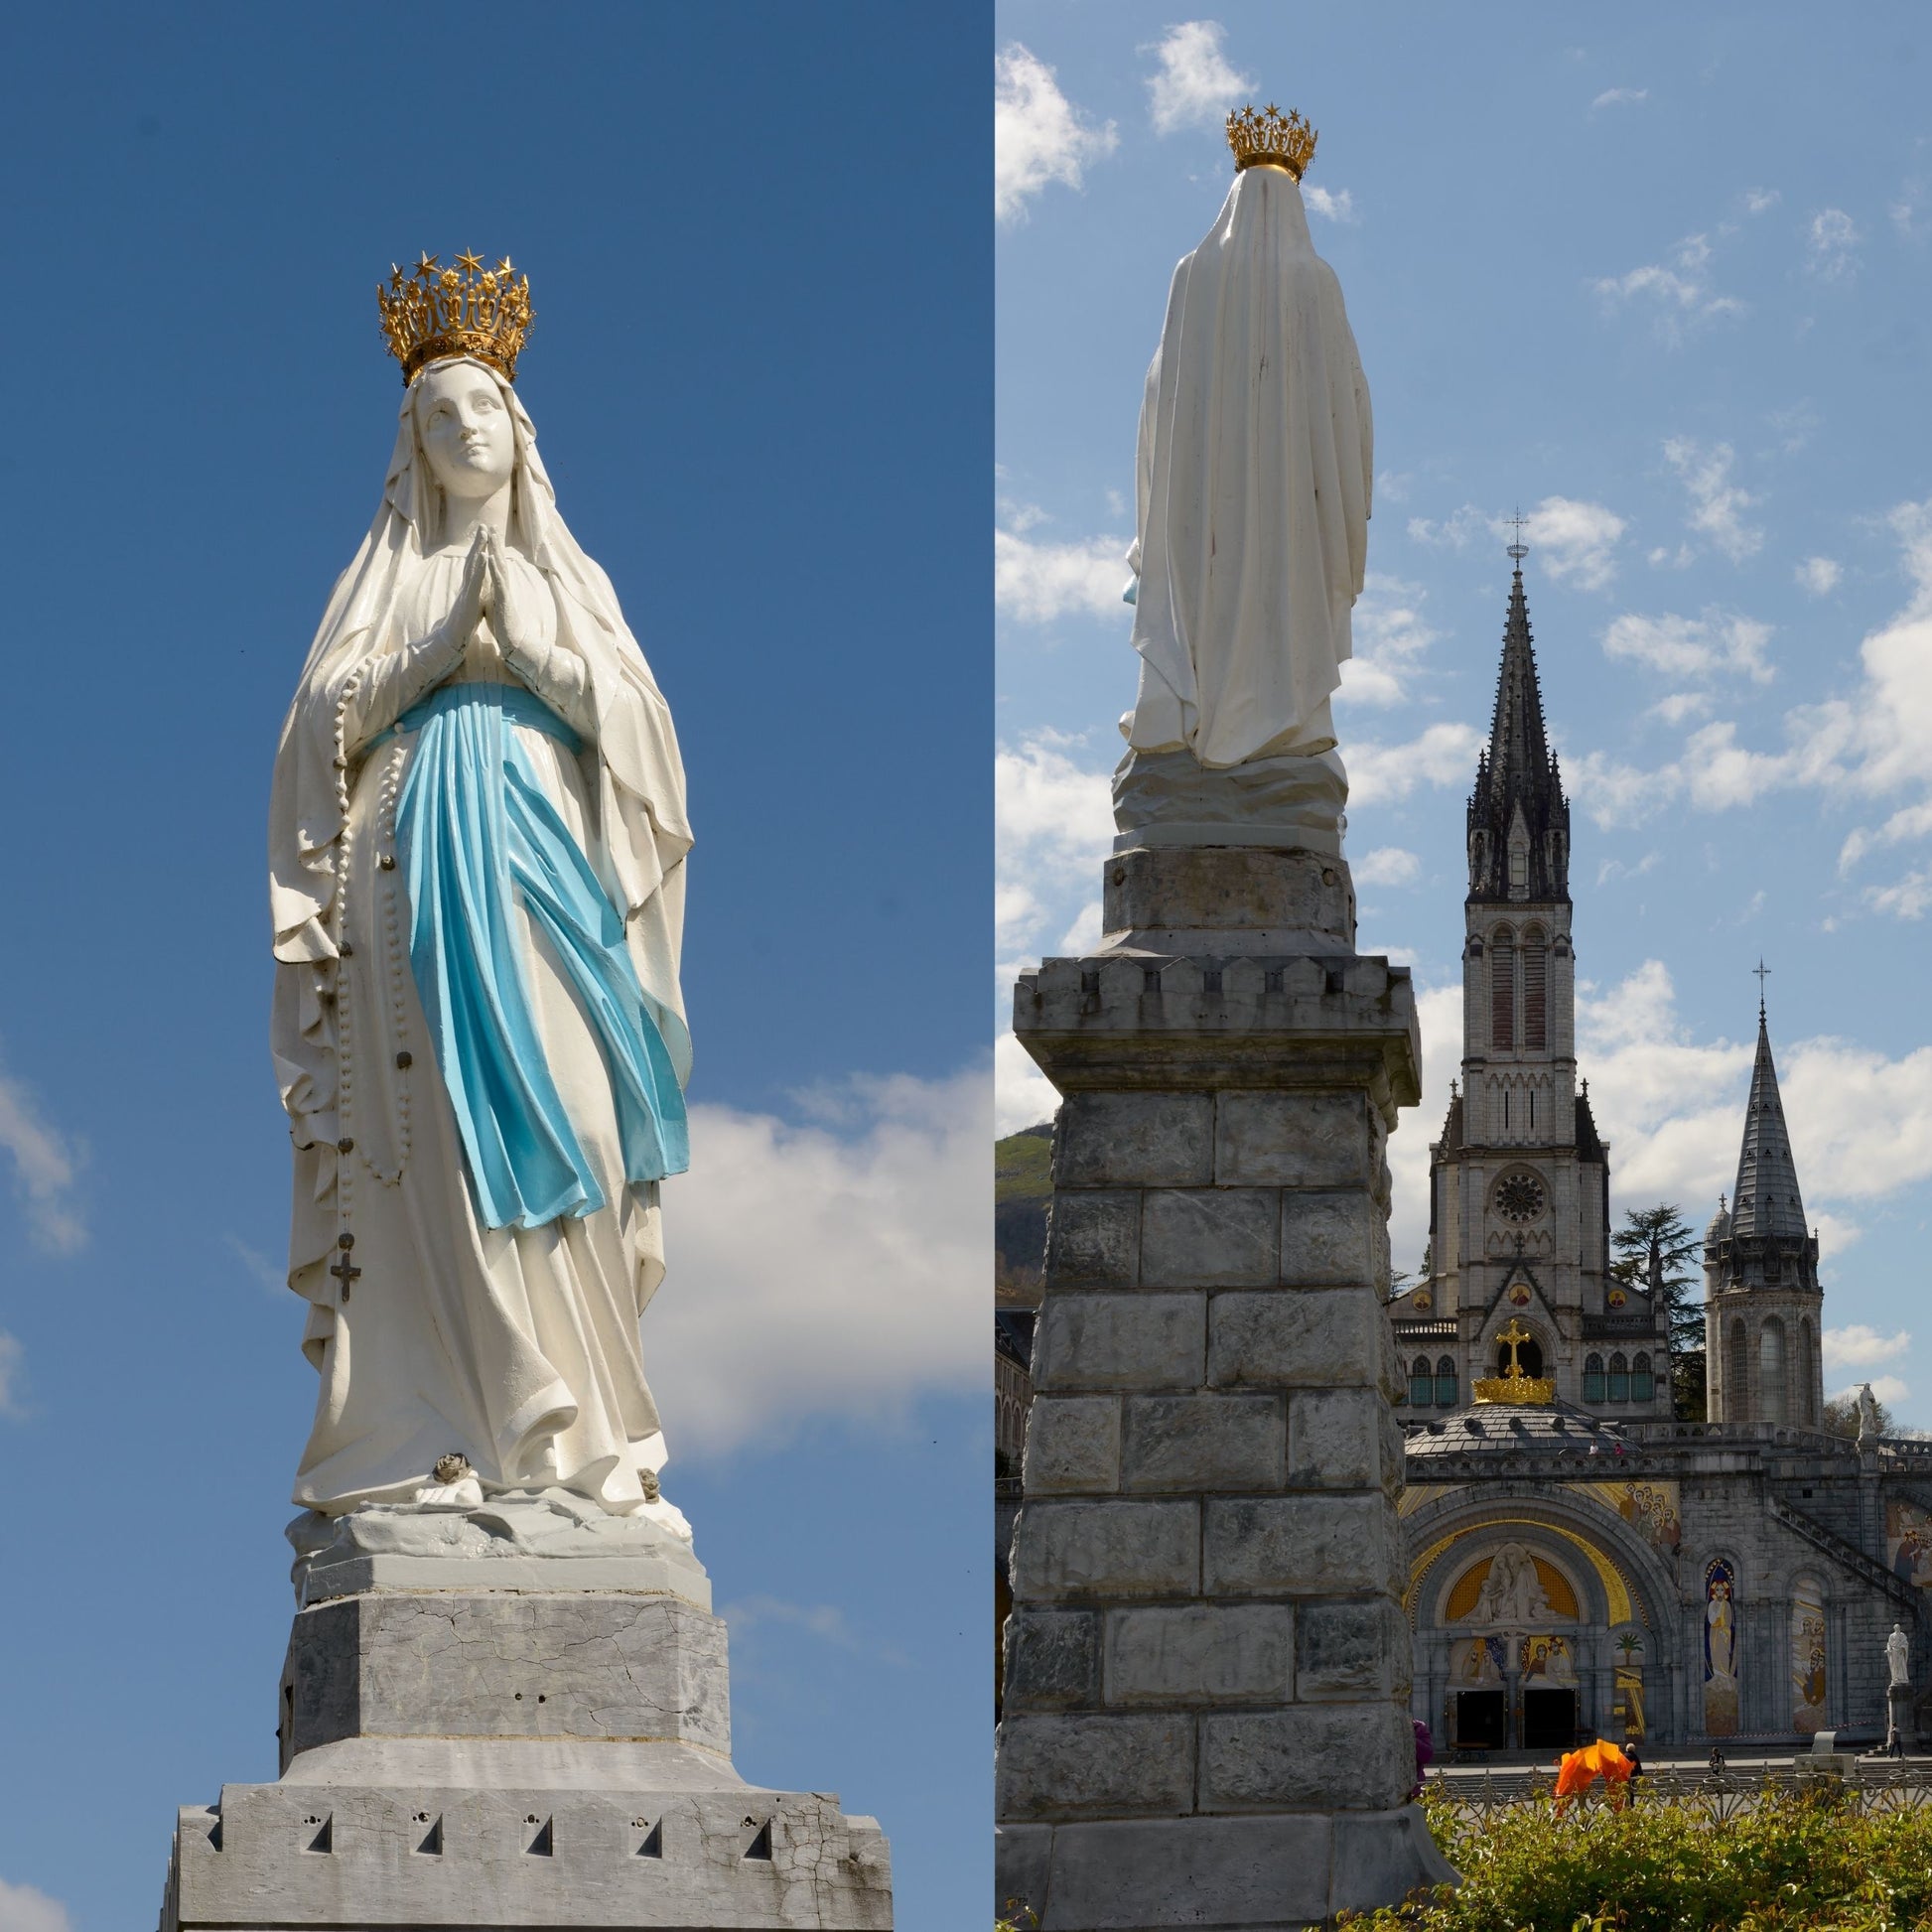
<box><xmin>1226</xmin><ymin>103</ymin><xmax>1317</xmax><ymax>179</ymax></box>
<box><xmin>377</xmin><ymin>251</ymin><xmax>533</xmax><ymax>385</ymax></box>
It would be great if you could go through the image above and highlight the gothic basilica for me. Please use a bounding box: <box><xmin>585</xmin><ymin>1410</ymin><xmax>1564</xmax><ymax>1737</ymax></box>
<box><xmin>1384</xmin><ymin>555</ymin><xmax>1932</xmax><ymax>1755</ymax></box>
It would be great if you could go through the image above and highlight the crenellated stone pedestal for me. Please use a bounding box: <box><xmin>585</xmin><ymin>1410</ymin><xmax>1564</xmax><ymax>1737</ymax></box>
<box><xmin>994</xmin><ymin>845</ymin><xmax>1456</xmax><ymax>1929</ymax></box>
<box><xmin>158</xmin><ymin>1495</ymin><xmax>892</xmax><ymax>1930</ymax></box>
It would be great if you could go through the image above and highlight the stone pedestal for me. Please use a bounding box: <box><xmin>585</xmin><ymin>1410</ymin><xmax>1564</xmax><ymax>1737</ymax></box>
<box><xmin>994</xmin><ymin>846</ymin><xmax>1455</xmax><ymax>1929</ymax></box>
<box><xmin>159</xmin><ymin>1495</ymin><xmax>891</xmax><ymax>1930</ymax></box>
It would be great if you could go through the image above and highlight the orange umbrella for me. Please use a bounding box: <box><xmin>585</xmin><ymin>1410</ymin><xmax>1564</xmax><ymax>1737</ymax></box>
<box><xmin>1555</xmin><ymin>1740</ymin><xmax>1634</xmax><ymax>1810</ymax></box>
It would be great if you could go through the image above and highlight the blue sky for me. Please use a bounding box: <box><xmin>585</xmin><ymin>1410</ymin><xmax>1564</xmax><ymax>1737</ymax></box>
<box><xmin>997</xmin><ymin>8</ymin><xmax>1932</xmax><ymax>1421</ymax></box>
<box><xmin>0</xmin><ymin>8</ymin><xmax>986</xmax><ymax>1928</ymax></box>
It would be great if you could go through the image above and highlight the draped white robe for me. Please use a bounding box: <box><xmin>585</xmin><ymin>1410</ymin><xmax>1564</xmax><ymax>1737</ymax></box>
<box><xmin>1124</xmin><ymin>167</ymin><xmax>1373</xmax><ymax>770</ymax></box>
<box><xmin>268</xmin><ymin>362</ymin><xmax>692</xmax><ymax>1517</ymax></box>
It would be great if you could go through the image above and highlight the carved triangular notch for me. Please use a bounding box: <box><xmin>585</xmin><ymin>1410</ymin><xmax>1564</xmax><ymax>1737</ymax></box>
<box><xmin>414</xmin><ymin>1812</ymin><xmax>443</xmax><ymax>1856</ymax></box>
<box><xmin>525</xmin><ymin>1816</ymin><xmax>553</xmax><ymax>1857</ymax></box>
<box><xmin>634</xmin><ymin>1817</ymin><xmax>663</xmax><ymax>1859</ymax></box>
<box><xmin>742</xmin><ymin>1818</ymin><xmax>772</xmax><ymax>1861</ymax></box>
<box><xmin>206</xmin><ymin>1815</ymin><xmax>223</xmax><ymax>1853</ymax></box>
<box><xmin>303</xmin><ymin>1813</ymin><xmax>333</xmax><ymax>1855</ymax></box>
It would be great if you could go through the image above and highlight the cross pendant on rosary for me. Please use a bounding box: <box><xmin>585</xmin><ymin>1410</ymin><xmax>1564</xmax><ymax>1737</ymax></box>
<box><xmin>330</xmin><ymin>1239</ymin><xmax>361</xmax><ymax>1302</ymax></box>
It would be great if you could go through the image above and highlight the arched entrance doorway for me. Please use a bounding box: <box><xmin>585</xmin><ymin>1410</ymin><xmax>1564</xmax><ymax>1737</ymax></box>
<box><xmin>1404</xmin><ymin>1492</ymin><xmax>1680</xmax><ymax>1755</ymax></box>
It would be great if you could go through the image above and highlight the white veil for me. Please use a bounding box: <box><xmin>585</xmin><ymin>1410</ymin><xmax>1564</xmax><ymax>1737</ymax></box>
<box><xmin>268</xmin><ymin>358</ymin><xmax>692</xmax><ymax>1190</ymax></box>
<box><xmin>1126</xmin><ymin>168</ymin><xmax>1373</xmax><ymax>770</ymax></box>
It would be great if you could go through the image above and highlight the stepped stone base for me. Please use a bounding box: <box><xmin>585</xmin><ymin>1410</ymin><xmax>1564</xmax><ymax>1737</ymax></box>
<box><xmin>158</xmin><ymin>1500</ymin><xmax>892</xmax><ymax>1930</ymax></box>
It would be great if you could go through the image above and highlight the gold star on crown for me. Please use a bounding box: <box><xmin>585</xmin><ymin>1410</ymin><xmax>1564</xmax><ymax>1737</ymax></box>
<box><xmin>377</xmin><ymin>251</ymin><xmax>533</xmax><ymax>385</ymax></box>
<box><xmin>1226</xmin><ymin>103</ymin><xmax>1317</xmax><ymax>179</ymax></box>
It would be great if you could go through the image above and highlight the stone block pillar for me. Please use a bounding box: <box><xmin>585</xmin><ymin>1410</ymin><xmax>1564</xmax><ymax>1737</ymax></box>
<box><xmin>994</xmin><ymin>846</ymin><xmax>1455</xmax><ymax>1929</ymax></box>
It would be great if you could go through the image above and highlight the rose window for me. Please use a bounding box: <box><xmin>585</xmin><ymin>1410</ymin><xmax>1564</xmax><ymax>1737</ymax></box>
<box><xmin>1495</xmin><ymin>1172</ymin><xmax>1547</xmax><ymax>1224</ymax></box>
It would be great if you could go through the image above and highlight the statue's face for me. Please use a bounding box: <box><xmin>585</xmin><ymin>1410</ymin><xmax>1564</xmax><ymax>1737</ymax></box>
<box><xmin>415</xmin><ymin>360</ymin><xmax>515</xmax><ymax>500</ymax></box>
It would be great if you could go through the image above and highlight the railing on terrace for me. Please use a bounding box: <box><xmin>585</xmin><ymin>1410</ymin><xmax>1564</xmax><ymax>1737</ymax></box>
<box><xmin>1430</xmin><ymin>1761</ymin><xmax>1932</xmax><ymax>1823</ymax></box>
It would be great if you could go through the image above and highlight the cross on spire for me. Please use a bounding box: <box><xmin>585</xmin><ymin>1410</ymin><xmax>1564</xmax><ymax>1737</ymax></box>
<box><xmin>1506</xmin><ymin>505</ymin><xmax>1529</xmax><ymax>563</ymax></box>
<box><xmin>1752</xmin><ymin>958</ymin><xmax>1771</xmax><ymax>1022</ymax></box>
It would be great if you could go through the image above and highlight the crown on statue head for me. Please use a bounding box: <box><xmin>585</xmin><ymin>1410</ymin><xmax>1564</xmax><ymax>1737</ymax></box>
<box><xmin>1226</xmin><ymin>103</ymin><xmax>1317</xmax><ymax>179</ymax></box>
<box><xmin>378</xmin><ymin>251</ymin><xmax>533</xmax><ymax>385</ymax></box>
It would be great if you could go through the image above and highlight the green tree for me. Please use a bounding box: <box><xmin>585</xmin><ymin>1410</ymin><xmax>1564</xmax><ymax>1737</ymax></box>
<box><xmin>1610</xmin><ymin>1203</ymin><xmax>1705</xmax><ymax>1421</ymax></box>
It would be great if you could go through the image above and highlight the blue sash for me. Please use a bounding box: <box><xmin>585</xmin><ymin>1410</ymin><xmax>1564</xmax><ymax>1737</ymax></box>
<box><xmin>392</xmin><ymin>682</ymin><xmax>689</xmax><ymax>1230</ymax></box>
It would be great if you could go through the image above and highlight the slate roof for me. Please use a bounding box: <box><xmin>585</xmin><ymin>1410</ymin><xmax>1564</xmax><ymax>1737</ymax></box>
<box><xmin>1729</xmin><ymin>1010</ymin><xmax>1808</xmax><ymax>1241</ymax></box>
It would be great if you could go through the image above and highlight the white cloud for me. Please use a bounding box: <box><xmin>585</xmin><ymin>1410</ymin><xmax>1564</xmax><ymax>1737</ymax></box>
<box><xmin>719</xmin><ymin>1592</ymin><xmax>898</xmax><ymax>1662</ymax></box>
<box><xmin>1527</xmin><ymin>496</ymin><xmax>1626</xmax><ymax>592</ymax></box>
<box><xmin>1592</xmin><ymin>231</ymin><xmax>1746</xmax><ymax>341</ymax></box>
<box><xmin>1602</xmin><ymin>609</ymin><xmax>1773</xmax><ymax>683</ymax></box>
<box><xmin>0</xmin><ymin>1334</ymin><xmax>24</xmax><ymax>1422</ymax></box>
<box><xmin>1824</xmin><ymin>1324</ymin><xmax>1914</xmax><ymax>1369</ymax></box>
<box><xmin>1589</xmin><ymin>86</ymin><xmax>1649</xmax><ymax>111</ymax></box>
<box><xmin>225</xmin><ymin>1232</ymin><xmax>285</xmax><ymax>1297</ymax></box>
<box><xmin>1347</xmin><ymin>722</ymin><xmax>1486</xmax><ymax>806</ymax></box>
<box><xmin>0</xmin><ymin>1877</ymin><xmax>69</xmax><ymax>1932</ymax></box>
<box><xmin>1407</xmin><ymin>497</ymin><xmax>1623</xmax><ymax>591</ymax></box>
<box><xmin>997</xmin><ymin>1029</ymin><xmax>1059</xmax><ymax>1138</ymax></box>
<box><xmin>0</xmin><ymin>1056</ymin><xmax>85</xmax><ymax>1254</ymax></box>
<box><xmin>1354</xmin><ymin>847</ymin><xmax>1421</xmax><ymax>888</ymax></box>
<box><xmin>1569</xmin><ymin>960</ymin><xmax>1932</xmax><ymax>1243</ymax></box>
<box><xmin>1387</xmin><ymin>982</ymin><xmax>1462</xmax><ymax>1276</ymax></box>
<box><xmin>1304</xmin><ymin>186</ymin><xmax>1357</xmax><ymax>224</ymax></box>
<box><xmin>1648</xmin><ymin>691</ymin><xmax>1713</xmax><ymax>725</ymax></box>
<box><xmin>648</xmin><ymin>1066</ymin><xmax>985</xmax><ymax>1457</ymax></box>
<box><xmin>1805</xmin><ymin>207</ymin><xmax>1861</xmax><ymax>281</ymax></box>
<box><xmin>996</xmin><ymin>732</ymin><xmax>1116</xmax><ymax>965</ymax></box>
<box><xmin>1796</xmin><ymin>556</ymin><xmax>1842</xmax><ymax>596</ymax></box>
<box><xmin>1869</xmin><ymin>867</ymin><xmax>1932</xmax><ymax>919</ymax></box>
<box><xmin>1744</xmin><ymin>189</ymin><xmax>1781</xmax><ymax>215</ymax></box>
<box><xmin>1663</xmin><ymin>438</ymin><xmax>1762</xmax><ymax>563</ymax></box>
<box><xmin>1337</xmin><ymin>572</ymin><xmax>1442</xmax><ymax>707</ymax></box>
<box><xmin>1145</xmin><ymin>20</ymin><xmax>1253</xmax><ymax>135</ymax></box>
<box><xmin>996</xmin><ymin>43</ymin><xmax>1119</xmax><ymax>223</ymax></box>
<box><xmin>1831</xmin><ymin>1374</ymin><xmax>1911</xmax><ymax>1408</ymax></box>
<box><xmin>996</xmin><ymin>525</ymin><xmax>1129</xmax><ymax>623</ymax></box>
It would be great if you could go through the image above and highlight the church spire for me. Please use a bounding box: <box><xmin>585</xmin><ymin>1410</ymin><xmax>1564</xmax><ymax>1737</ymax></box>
<box><xmin>1467</xmin><ymin>548</ymin><xmax>1570</xmax><ymax>902</ymax></box>
<box><xmin>1728</xmin><ymin>1002</ymin><xmax>1808</xmax><ymax>1241</ymax></box>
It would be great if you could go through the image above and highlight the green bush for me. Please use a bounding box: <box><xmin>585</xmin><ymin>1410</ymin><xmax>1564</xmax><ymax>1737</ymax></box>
<box><xmin>1340</xmin><ymin>1783</ymin><xmax>1932</xmax><ymax>1932</ymax></box>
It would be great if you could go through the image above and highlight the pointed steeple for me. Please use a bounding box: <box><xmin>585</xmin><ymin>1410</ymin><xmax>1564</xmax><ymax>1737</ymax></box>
<box><xmin>1467</xmin><ymin>550</ymin><xmax>1570</xmax><ymax>902</ymax></box>
<box><xmin>1729</xmin><ymin>1006</ymin><xmax>1808</xmax><ymax>1240</ymax></box>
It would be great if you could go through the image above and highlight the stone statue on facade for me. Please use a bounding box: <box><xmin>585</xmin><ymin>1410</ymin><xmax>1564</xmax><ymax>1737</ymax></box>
<box><xmin>1858</xmin><ymin>1383</ymin><xmax>1881</xmax><ymax>1445</ymax></box>
<box><xmin>1889</xmin><ymin>1622</ymin><xmax>1911</xmax><ymax>1690</ymax></box>
<box><xmin>1114</xmin><ymin>104</ymin><xmax>1371</xmax><ymax>859</ymax></box>
<box><xmin>269</xmin><ymin>254</ymin><xmax>694</xmax><ymax>1528</ymax></box>
<box><xmin>1471</xmin><ymin>1542</ymin><xmax>1554</xmax><ymax>1626</ymax></box>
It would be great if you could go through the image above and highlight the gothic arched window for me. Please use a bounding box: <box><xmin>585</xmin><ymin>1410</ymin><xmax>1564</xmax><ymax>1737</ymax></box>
<box><xmin>1727</xmin><ymin>1316</ymin><xmax>1748</xmax><ymax>1416</ymax></box>
<box><xmin>1523</xmin><ymin>924</ymin><xmax>1548</xmax><ymax>1052</ymax></box>
<box><xmin>1760</xmin><ymin>1317</ymin><xmax>1788</xmax><ymax>1424</ymax></box>
<box><xmin>1799</xmin><ymin>1318</ymin><xmax>1817</xmax><ymax>1426</ymax></box>
<box><xmin>1632</xmin><ymin>1351</ymin><xmax>1654</xmax><ymax>1404</ymax></box>
<box><xmin>1409</xmin><ymin>1355</ymin><xmax>1434</xmax><ymax>1408</ymax></box>
<box><xmin>1609</xmin><ymin>1351</ymin><xmax>1630</xmax><ymax>1403</ymax></box>
<box><xmin>1491</xmin><ymin>926</ymin><xmax>1516</xmax><ymax>1053</ymax></box>
<box><xmin>1584</xmin><ymin>1352</ymin><xmax>1605</xmax><ymax>1404</ymax></box>
<box><xmin>1436</xmin><ymin>1355</ymin><xmax>1458</xmax><ymax>1407</ymax></box>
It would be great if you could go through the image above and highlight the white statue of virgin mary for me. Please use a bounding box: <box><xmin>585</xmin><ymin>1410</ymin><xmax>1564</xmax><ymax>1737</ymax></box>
<box><xmin>1123</xmin><ymin>109</ymin><xmax>1372</xmax><ymax>773</ymax></box>
<box><xmin>268</xmin><ymin>256</ymin><xmax>693</xmax><ymax>1521</ymax></box>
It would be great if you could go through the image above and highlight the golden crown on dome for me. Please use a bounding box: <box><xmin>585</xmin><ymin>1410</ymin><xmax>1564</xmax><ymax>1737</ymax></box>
<box><xmin>1226</xmin><ymin>102</ymin><xmax>1317</xmax><ymax>178</ymax></box>
<box><xmin>378</xmin><ymin>252</ymin><xmax>533</xmax><ymax>386</ymax></box>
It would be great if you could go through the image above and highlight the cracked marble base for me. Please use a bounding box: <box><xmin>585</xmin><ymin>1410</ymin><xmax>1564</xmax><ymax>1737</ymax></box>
<box><xmin>159</xmin><ymin>1575</ymin><xmax>894</xmax><ymax>1928</ymax></box>
<box><xmin>289</xmin><ymin>1487</ymin><xmax>709</xmax><ymax>1609</ymax></box>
